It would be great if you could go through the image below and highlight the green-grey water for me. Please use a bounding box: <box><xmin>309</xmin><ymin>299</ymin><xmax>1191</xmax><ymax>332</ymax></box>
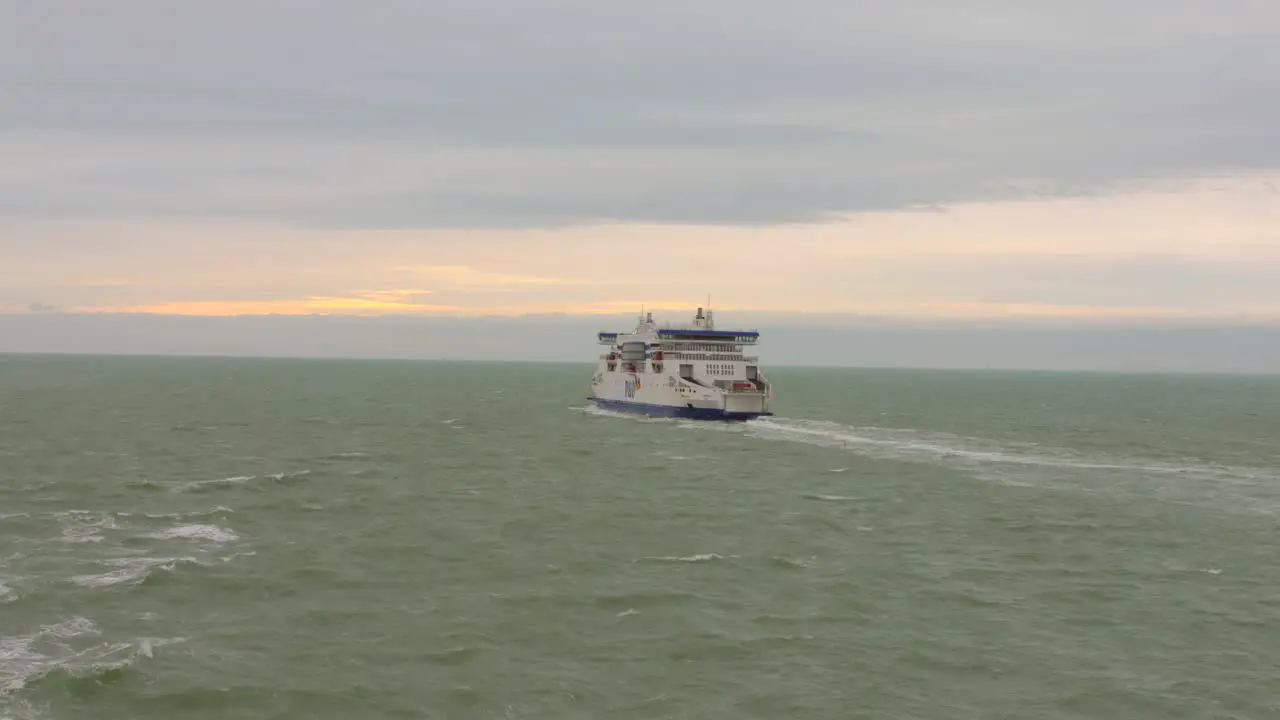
<box><xmin>3</xmin><ymin>355</ymin><xmax>1279</xmax><ymax>719</ymax></box>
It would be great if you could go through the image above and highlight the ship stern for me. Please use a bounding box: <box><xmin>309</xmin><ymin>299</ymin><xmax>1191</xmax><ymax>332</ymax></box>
<box><xmin>722</xmin><ymin>392</ymin><xmax>769</xmax><ymax>418</ymax></box>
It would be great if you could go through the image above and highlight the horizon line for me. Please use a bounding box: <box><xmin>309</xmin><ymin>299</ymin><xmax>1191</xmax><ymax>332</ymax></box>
<box><xmin>3</xmin><ymin>350</ymin><xmax>1278</xmax><ymax>378</ymax></box>
<box><xmin>7</xmin><ymin>310</ymin><xmax>1280</xmax><ymax>328</ymax></box>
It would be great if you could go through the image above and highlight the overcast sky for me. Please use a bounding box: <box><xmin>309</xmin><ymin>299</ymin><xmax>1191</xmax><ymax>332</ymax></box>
<box><xmin>3</xmin><ymin>1</ymin><xmax>1279</xmax><ymax>368</ymax></box>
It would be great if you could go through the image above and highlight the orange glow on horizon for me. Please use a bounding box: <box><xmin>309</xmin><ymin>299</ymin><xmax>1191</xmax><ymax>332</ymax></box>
<box><xmin>75</xmin><ymin>297</ymin><xmax>461</xmax><ymax>316</ymax></box>
<box><xmin>6</xmin><ymin>173</ymin><xmax>1277</xmax><ymax>322</ymax></box>
<box><xmin>69</xmin><ymin>298</ymin><xmax>735</xmax><ymax>318</ymax></box>
<box><xmin>59</xmin><ymin>296</ymin><xmax>1279</xmax><ymax>321</ymax></box>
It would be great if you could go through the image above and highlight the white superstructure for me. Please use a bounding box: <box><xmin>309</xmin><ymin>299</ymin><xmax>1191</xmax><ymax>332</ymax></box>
<box><xmin>587</xmin><ymin>307</ymin><xmax>773</xmax><ymax>421</ymax></box>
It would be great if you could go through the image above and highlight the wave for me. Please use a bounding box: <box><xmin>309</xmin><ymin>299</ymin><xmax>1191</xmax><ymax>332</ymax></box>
<box><xmin>634</xmin><ymin>553</ymin><xmax>734</xmax><ymax>564</ymax></box>
<box><xmin>800</xmin><ymin>493</ymin><xmax>865</xmax><ymax>503</ymax></box>
<box><xmin>1</xmin><ymin>616</ymin><xmax>184</xmax><ymax>699</ymax></box>
<box><xmin>768</xmin><ymin>556</ymin><xmax>816</xmax><ymax>570</ymax></box>
<box><xmin>115</xmin><ymin>506</ymin><xmax>234</xmax><ymax>520</ymax></box>
<box><xmin>51</xmin><ymin>510</ymin><xmax>120</xmax><ymax>545</ymax></box>
<box><xmin>167</xmin><ymin>475</ymin><xmax>252</xmax><ymax>493</ymax></box>
<box><xmin>171</xmin><ymin>470</ymin><xmax>310</xmax><ymax>494</ymax></box>
<box><xmin>68</xmin><ymin>556</ymin><xmax>204</xmax><ymax>589</ymax></box>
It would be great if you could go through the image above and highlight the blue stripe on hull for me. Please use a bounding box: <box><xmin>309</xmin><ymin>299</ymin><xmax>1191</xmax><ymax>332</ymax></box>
<box><xmin>587</xmin><ymin>397</ymin><xmax>772</xmax><ymax>421</ymax></box>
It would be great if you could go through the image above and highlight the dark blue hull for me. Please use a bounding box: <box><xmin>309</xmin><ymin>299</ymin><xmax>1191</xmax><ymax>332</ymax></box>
<box><xmin>587</xmin><ymin>397</ymin><xmax>772</xmax><ymax>422</ymax></box>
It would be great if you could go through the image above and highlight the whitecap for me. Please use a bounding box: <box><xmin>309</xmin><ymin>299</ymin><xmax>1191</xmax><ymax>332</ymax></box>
<box><xmin>53</xmin><ymin>511</ymin><xmax>118</xmax><ymax>544</ymax></box>
<box><xmin>69</xmin><ymin>557</ymin><xmax>200</xmax><ymax>589</ymax></box>
<box><xmin>636</xmin><ymin>553</ymin><xmax>731</xmax><ymax>564</ymax></box>
<box><xmin>173</xmin><ymin>470</ymin><xmax>307</xmax><ymax>492</ymax></box>
<box><xmin>218</xmin><ymin>550</ymin><xmax>256</xmax><ymax>563</ymax></box>
<box><xmin>129</xmin><ymin>506</ymin><xmax>233</xmax><ymax>520</ymax></box>
<box><xmin>1</xmin><ymin>617</ymin><xmax>184</xmax><ymax>698</ymax></box>
<box><xmin>172</xmin><ymin>475</ymin><xmax>254</xmax><ymax>493</ymax></box>
<box><xmin>211</xmin><ymin>475</ymin><xmax>254</xmax><ymax>484</ymax></box>
<box><xmin>801</xmin><ymin>493</ymin><xmax>863</xmax><ymax>503</ymax></box>
<box><xmin>770</xmin><ymin>556</ymin><xmax>816</xmax><ymax>569</ymax></box>
<box><xmin>1</xmin><ymin>617</ymin><xmax>98</xmax><ymax>695</ymax></box>
<box><xmin>145</xmin><ymin>524</ymin><xmax>238</xmax><ymax>544</ymax></box>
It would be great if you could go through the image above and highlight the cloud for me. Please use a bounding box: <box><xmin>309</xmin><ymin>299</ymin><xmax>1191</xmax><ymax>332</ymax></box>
<box><xmin>3</xmin><ymin>0</ymin><xmax>1279</xmax><ymax>336</ymax></box>
<box><xmin>390</xmin><ymin>266</ymin><xmax>586</xmax><ymax>289</ymax></box>
<box><xmin>3</xmin><ymin>175</ymin><xmax>1278</xmax><ymax>320</ymax></box>
<box><xmin>78</xmin><ymin>297</ymin><xmax>460</xmax><ymax>317</ymax></box>
<box><xmin>1</xmin><ymin>0</ymin><xmax>1277</xmax><ymax>226</ymax></box>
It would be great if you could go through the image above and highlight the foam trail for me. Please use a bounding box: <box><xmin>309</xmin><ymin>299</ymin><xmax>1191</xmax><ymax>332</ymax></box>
<box><xmin>576</xmin><ymin>404</ymin><xmax>673</xmax><ymax>423</ymax></box>
<box><xmin>736</xmin><ymin>416</ymin><xmax>1280</xmax><ymax>512</ymax></box>
<box><xmin>744</xmin><ymin>417</ymin><xmax>1274</xmax><ymax>483</ymax></box>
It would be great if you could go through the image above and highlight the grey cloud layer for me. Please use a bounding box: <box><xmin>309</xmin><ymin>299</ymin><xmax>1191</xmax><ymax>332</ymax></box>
<box><xmin>2</xmin><ymin>0</ymin><xmax>1279</xmax><ymax>226</ymax></box>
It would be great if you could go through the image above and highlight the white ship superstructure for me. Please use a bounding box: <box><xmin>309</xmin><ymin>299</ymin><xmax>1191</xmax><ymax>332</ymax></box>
<box><xmin>587</xmin><ymin>307</ymin><xmax>773</xmax><ymax>420</ymax></box>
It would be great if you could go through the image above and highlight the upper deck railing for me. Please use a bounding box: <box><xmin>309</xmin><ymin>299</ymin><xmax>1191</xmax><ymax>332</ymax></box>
<box><xmin>598</xmin><ymin>330</ymin><xmax>759</xmax><ymax>344</ymax></box>
<box><xmin>655</xmin><ymin>328</ymin><xmax>758</xmax><ymax>340</ymax></box>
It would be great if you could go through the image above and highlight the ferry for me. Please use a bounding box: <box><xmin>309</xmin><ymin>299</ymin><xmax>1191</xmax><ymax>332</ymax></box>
<box><xmin>587</xmin><ymin>306</ymin><xmax>773</xmax><ymax>421</ymax></box>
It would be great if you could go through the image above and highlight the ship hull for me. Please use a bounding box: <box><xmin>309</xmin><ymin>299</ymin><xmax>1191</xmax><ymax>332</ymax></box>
<box><xmin>587</xmin><ymin>396</ymin><xmax>772</xmax><ymax>421</ymax></box>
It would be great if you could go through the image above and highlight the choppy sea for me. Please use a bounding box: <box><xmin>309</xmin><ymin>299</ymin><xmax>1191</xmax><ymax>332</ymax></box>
<box><xmin>2</xmin><ymin>355</ymin><xmax>1279</xmax><ymax>718</ymax></box>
